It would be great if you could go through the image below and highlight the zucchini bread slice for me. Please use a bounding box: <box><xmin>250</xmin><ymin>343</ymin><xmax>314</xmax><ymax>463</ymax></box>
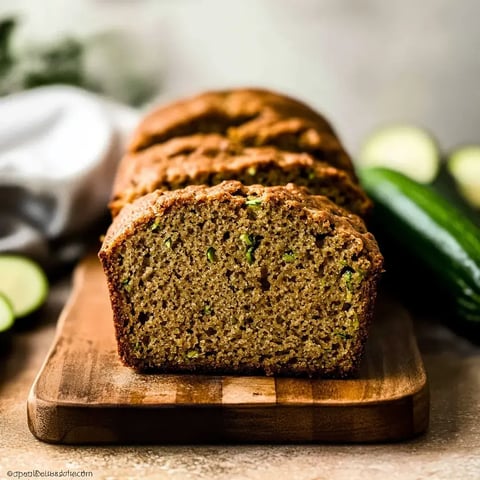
<box><xmin>99</xmin><ymin>181</ymin><xmax>383</xmax><ymax>377</ymax></box>
<box><xmin>109</xmin><ymin>138</ymin><xmax>371</xmax><ymax>218</ymax></box>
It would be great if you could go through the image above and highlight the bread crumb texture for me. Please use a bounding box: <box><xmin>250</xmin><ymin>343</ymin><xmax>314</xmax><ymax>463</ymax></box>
<box><xmin>100</xmin><ymin>181</ymin><xmax>383</xmax><ymax>377</ymax></box>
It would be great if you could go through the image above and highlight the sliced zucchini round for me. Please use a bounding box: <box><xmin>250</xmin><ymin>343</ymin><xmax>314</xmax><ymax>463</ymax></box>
<box><xmin>359</xmin><ymin>125</ymin><xmax>440</xmax><ymax>183</ymax></box>
<box><xmin>0</xmin><ymin>255</ymin><xmax>49</xmax><ymax>318</ymax></box>
<box><xmin>0</xmin><ymin>293</ymin><xmax>15</xmax><ymax>333</ymax></box>
<box><xmin>447</xmin><ymin>145</ymin><xmax>480</xmax><ymax>208</ymax></box>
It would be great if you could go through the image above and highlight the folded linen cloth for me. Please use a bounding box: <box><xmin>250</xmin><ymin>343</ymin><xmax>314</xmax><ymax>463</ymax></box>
<box><xmin>0</xmin><ymin>86</ymin><xmax>140</xmax><ymax>268</ymax></box>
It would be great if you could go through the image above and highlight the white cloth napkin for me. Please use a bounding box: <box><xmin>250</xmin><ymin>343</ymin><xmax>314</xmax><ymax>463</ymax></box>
<box><xmin>0</xmin><ymin>85</ymin><xmax>140</xmax><ymax>267</ymax></box>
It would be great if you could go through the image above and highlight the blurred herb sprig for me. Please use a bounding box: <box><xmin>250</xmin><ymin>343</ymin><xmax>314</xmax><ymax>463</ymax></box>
<box><xmin>0</xmin><ymin>17</ymin><xmax>159</xmax><ymax>106</ymax></box>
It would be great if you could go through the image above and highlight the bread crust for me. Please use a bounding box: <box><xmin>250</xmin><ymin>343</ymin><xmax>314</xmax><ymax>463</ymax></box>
<box><xmin>110</xmin><ymin>139</ymin><xmax>371</xmax><ymax>218</ymax></box>
<box><xmin>128</xmin><ymin>88</ymin><xmax>355</xmax><ymax>177</ymax></box>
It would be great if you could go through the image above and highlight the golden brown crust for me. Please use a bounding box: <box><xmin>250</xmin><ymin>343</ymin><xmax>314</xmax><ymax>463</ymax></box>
<box><xmin>129</xmin><ymin>89</ymin><xmax>335</xmax><ymax>150</ymax></box>
<box><xmin>110</xmin><ymin>139</ymin><xmax>371</xmax><ymax>218</ymax></box>
<box><xmin>127</xmin><ymin>88</ymin><xmax>355</xmax><ymax>177</ymax></box>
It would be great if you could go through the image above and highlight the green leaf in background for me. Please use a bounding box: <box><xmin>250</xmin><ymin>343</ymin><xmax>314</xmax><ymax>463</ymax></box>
<box><xmin>0</xmin><ymin>15</ymin><xmax>161</xmax><ymax>106</ymax></box>
<box><xmin>0</xmin><ymin>17</ymin><xmax>16</xmax><ymax>76</ymax></box>
<box><xmin>22</xmin><ymin>37</ymin><xmax>85</xmax><ymax>89</ymax></box>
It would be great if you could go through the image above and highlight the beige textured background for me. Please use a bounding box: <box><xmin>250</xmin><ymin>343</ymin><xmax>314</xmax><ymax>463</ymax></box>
<box><xmin>2</xmin><ymin>0</ymin><xmax>480</xmax><ymax>155</ymax></box>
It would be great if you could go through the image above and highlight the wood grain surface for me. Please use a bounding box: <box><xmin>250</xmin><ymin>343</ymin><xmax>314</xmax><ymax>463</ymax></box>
<box><xmin>27</xmin><ymin>255</ymin><xmax>429</xmax><ymax>444</ymax></box>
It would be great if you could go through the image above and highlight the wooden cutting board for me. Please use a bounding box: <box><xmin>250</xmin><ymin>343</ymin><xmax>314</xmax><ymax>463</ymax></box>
<box><xmin>28</xmin><ymin>254</ymin><xmax>429</xmax><ymax>444</ymax></box>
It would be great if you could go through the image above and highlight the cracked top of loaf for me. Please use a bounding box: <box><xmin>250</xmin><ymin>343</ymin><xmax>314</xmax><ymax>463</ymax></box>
<box><xmin>127</xmin><ymin>88</ymin><xmax>355</xmax><ymax>177</ymax></box>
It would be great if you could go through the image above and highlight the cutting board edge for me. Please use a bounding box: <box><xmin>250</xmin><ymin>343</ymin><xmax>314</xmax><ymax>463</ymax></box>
<box><xmin>28</xmin><ymin>379</ymin><xmax>429</xmax><ymax>408</ymax></box>
<box><xmin>27</xmin><ymin>381</ymin><xmax>430</xmax><ymax>444</ymax></box>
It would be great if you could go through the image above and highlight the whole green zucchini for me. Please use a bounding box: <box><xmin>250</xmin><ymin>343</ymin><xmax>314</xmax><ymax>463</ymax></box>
<box><xmin>359</xmin><ymin>167</ymin><xmax>480</xmax><ymax>331</ymax></box>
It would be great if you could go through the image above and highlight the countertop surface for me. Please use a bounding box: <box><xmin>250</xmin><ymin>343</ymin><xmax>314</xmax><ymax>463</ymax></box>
<box><xmin>1</xmin><ymin>278</ymin><xmax>479</xmax><ymax>480</ymax></box>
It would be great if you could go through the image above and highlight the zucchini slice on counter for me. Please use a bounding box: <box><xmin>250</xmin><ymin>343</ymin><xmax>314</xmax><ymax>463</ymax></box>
<box><xmin>359</xmin><ymin>167</ymin><xmax>480</xmax><ymax>331</ymax></box>
<box><xmin>359</xmin><ymin>125</ymin><xmax>440</xmax><ymax>183</ymax></box>
<box><xmin>0</xmin><ymin>293</ymin><xmax>14</xmax><ymax>333</ymax></box>
<box><xmin>0</xmin><ymin>255</ymin><xmax>49</xmax><ymax>318</ymax></box>
<box><xmin>447</xmin><ymin>145</ymin><xmax>480</xmax><ymax>209</ymax></box>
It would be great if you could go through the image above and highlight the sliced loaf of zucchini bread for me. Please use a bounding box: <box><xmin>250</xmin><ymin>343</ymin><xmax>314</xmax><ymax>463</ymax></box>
<box><xmin>99</xmin><ymin>181</ymin><xmax>383</xmax><ymax>377</ymax></box>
